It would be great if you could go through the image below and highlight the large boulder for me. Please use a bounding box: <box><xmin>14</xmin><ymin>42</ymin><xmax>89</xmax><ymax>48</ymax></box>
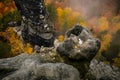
<box><xmin>87</xmin><ymin>59</ymin><xmax>120</xmax><ymax>80</ymax></box>
<box><xmin>55</xmin><ymin>24</ymin><xmax>101</xmax><ymax>78</ymax></box>
<box><xmin>56</xmin><ymin>24</ymin><xmax>101</xmax><ymax>60</ymax></box>
<box><xmin>0</xmin><ymin>53</ymin><xmax>80</xmax><ymax>80</ymax></box>
<box><xmin>2</xmin><ymin>63</ymin><xmax>80</xmax><ymax>80</ymax></box>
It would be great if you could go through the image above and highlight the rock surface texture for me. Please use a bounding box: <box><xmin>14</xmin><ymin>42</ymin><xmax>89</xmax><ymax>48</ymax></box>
<box><xmin>57</xmin><ymin>24</ymin><xmax>101</xmax><ymax>60</ymax></box>
<box><xmin>14</xmin><ymin>0</ymin><xmax>55</xmax><ymax>47</ymax></box>
<box><xmin>0</xmin><ymin>54</ymin><xmax>81</xmax><ymax>80</ymax></box>
<box><xmin>2</xmin><ymin>62</ymin><xmax>80</xmax><ymax>80</ymax></box>
<box><xmin>88</xmin><ymin>59</ymin><xmax>120</xmax><ymax>80</ymax></box>
<box><xmin>55</xmin><ymin>24</ymin><xmax>101</xmax><ymax>78</ymax></box>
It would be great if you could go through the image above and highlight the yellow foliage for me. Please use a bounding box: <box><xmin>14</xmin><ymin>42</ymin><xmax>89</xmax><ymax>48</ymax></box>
<box><xmin>63</xmin><ymin>7</ymin><xmax>73</xmax><ymax>27</ymax></box>
<box><xmin>7</xmin><ymin>28</ymin><xmax>24</xmax><ymax>55</ymax></box>
<box><xmin>72</xmin><ymin>12</ymin><xmax>80</xmax><ymax>18</ymax></box>
<box><xmin>113</xmin><ymin>57</ymin><xmax>120</xmax><ymax>67</ymax></box>
<box><xmin>113</xmin><ymin>22</ymin><xmax>120</xmax><ymax>33</ymax></box>
<box><xmin>7</xmin><ymin>27</ymin><xmax>33</xmax><ymax>56</ymax></box>
<box><xmin>58</xmin><ymin>35</ymin><xmax>64</xmax><ymax>42</ymax></box>
<box><xmin>57</xmin><ymin>7</ymin><xmax>64</xmax><ymax>27</ymax></box>
<box><xmin>57</xmin><ymin>7</ymin><xmax>84</xmax><ymax>32</ymax></box>
<box><xmin>100</xmin><ymin>33</ymin><xmax>112</xmax><ymax>51</ymax></box>
<box><xmin>64</xmin><ymin>7</ymin><xmax>72</xmax><ymax>16</ymax></box>
<box><xmin>110</xmin><ymin>16</ymin><xmax>120</xmax><ymax>34</ymax></box>
<box><xmin>80</xmin><ymin>21</ymin><xmax>87</xmax><ymax>27</ymax></box>
<box><xmin>24</xmin><ymin>43</ymin><xmax>33</xmax><ymax>54</ymax></box>
<box><xmin>45</xmin><ymin>0</ymin><xmax>51</xmax><ymax>4</ymax></box>
<box><xmin>57</xmin><ymin>7</ymin><xmax>63</xmax><ymax>17</ymax></box>
<box><xmin>98</xmin><ymin>17</ymin><xmax>109</xmax><ymax>31</ymax></box>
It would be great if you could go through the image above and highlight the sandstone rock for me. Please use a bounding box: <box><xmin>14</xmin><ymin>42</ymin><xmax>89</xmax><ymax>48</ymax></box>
<box><xmin>0</xmin><ymin>53</ymin><xmax>80</xmax><ymax>80</ymax></box>
<box><xmin>57</xmin><ymin>24</ymin><xmax>101</xmax><ymax>60</ymax></box>
<box><xmin>88</xmin><ymin>59</ymin><xmax>120</xmax><ymax>80</ymax></box>
<box><xmin>14</xmin><ymin>0</ymin><xmax>55</xmax><ymax>47</ymax></box>
<box><xmin>2</xmin><ymin>63</ymin><xmax>80</xmax><ymax>80</ymax></box>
